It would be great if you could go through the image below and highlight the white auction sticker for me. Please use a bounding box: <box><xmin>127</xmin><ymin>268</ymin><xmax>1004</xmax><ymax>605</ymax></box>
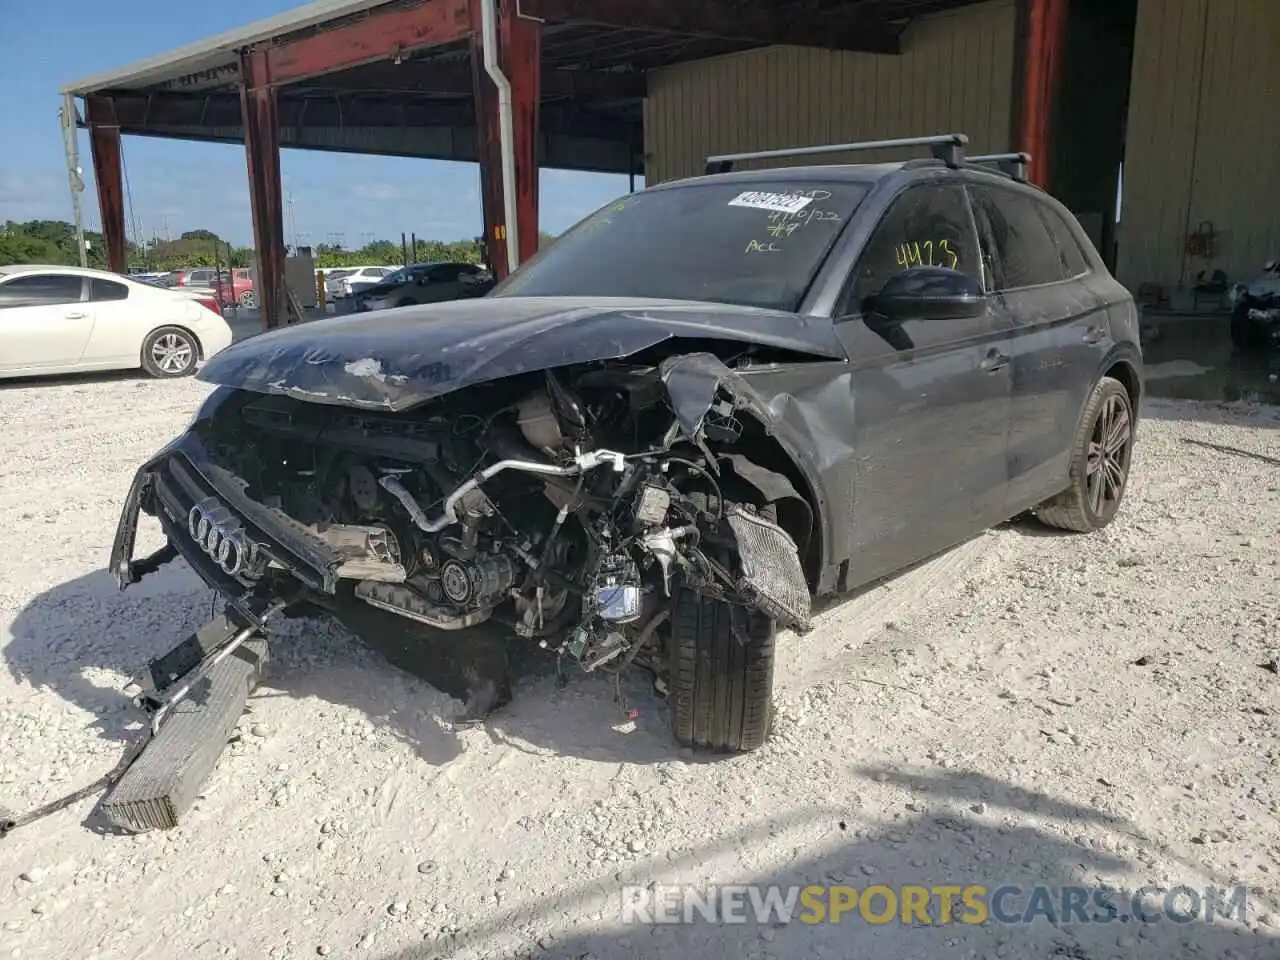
<box><xmin>727</xmin><ymin>191</ymin><xmax>814</xmax><ymax>215</ymax></box>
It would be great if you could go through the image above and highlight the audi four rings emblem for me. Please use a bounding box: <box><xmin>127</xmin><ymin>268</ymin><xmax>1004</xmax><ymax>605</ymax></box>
<box><xmin>187</xmin><ymin>497</ymin><xmax>259</xmax><ymax>578</ymax></box>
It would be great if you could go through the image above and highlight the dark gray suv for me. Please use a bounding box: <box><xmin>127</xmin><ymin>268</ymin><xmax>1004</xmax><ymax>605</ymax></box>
<box><xmin>108</xmin><ymin>134</ymin><xmax>1142</xmax><ymax>787</ymax></box>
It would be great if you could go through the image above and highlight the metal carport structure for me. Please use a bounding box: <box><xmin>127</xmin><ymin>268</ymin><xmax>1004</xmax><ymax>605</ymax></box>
<box><xmin>62</xmin><ymin>0</ymin><xmax>1069</xmax><ymax>330</ymax></box>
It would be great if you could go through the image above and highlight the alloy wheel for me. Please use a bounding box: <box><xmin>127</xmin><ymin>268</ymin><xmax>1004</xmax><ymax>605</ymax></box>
<box><xmin>152</xmin><ymin>332</ymin><xmax>194</xmax><ymax>375</ymax></box>
<box><xmin>1085</xmin><ymin>394</ymin><xmax>1131</xmax><ymax>515</ymax></box>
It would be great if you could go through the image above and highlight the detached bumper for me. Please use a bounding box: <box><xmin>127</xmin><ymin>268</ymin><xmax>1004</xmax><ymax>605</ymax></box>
<box><xmin>110</xmin><ymin>433</ymin><xmax>346</xmax><ymax>605</ymax></box>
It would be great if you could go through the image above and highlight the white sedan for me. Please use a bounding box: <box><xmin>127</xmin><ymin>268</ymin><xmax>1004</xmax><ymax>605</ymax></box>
<box><xmin>0</xmin><ymin>264</ymin><xmax>234</xmax><ymax>380</ymax></box>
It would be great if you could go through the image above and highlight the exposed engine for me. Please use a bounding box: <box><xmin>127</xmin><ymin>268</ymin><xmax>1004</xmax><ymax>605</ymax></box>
<box><xmin>202</xmin><ymin>366</ymin><xmax>812</xmax><ymax>677</ymax></box>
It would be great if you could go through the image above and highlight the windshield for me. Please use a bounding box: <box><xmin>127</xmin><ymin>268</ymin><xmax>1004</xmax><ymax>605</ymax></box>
<box><xmin>492</xmin><ymin>181</ymin><xmax>869</xmax><ymax>311</ymax></box>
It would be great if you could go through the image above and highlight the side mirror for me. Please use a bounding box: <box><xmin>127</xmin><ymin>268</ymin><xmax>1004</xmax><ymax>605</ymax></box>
<box><xmin>873</xmin><ymin>266</ymin><xmax>985</xmax><ymax>322</ymax></box>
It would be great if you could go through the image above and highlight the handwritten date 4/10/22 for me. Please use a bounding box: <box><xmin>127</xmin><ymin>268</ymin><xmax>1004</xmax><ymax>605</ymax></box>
<box><xmin>745</xmin><ymin>207</ymin><xmax>843</xmax><ymax>253</ymax></box>
<box><xmin>896</xmin><ymin>239</ymin><xmax>959</xmax><ymax>269</ymax></box>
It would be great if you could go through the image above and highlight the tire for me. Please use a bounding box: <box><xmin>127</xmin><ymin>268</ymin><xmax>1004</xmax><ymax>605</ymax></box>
<box><xmin>238</xmin><ymin>290</ymin><xmax>258</xmax><ymax>310</ymax></box>
<box><xmin>141</xmin><ymin>326</ymin><xmax>199</xmax><ymax>378</ymax></box>
<box><xmin>1033</xmin><ymin>376</ymin><xmax>1135</xmax><ymax>532</ymax></box>
<box><xmin>668</xmin><ymin>589</ymin><xmax>776</xmax><ymax>753</ymax></box>
<box><xmin>1230</xmin><ymin>304</ymin><xmax>1266</xmax><ymax>351</ymax></box>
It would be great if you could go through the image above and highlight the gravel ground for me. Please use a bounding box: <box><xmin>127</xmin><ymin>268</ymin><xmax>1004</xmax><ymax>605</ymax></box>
<box><xmin>1</xmin><ymin>373</ymin><xmax>1279</xmax><ymax>960</ymax></box>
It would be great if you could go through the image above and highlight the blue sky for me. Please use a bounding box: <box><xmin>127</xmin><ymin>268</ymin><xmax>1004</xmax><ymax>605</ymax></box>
<box><xmin>0</xmin><ymin>0</ymin><xmax>637</xmax><ymax>248</ymax></box>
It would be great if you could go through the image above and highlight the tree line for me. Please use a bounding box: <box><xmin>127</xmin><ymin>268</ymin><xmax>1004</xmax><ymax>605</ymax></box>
<box><xmin>0</xmin><ymin>220</ymin><xmax>554</xmax><ymax>272</ymax></box>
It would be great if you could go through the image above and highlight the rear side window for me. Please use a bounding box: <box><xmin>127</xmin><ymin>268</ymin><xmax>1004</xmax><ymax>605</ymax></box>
<box><xmin>91</xmin><ymin>278</ymin><xmax>129</xmax><ymax>301</ymax></box>
<box><xmin>968</xmin><ymin>186</ymin><xmax>1065</xmax><ymax>291</ymax></box>
<box><xmin>1036</xmin><ymin>204</ymin><xmax>1091</xmax><ymax>278</ymax></box>
<box><xmin>429</xmin><ymin>265</ymin><xmax>465</xmax><ymax>282</ymax></box>
<box><xmin>0</xmin><ymin>274</ymin><xmax>84</xmax><ymax>304</ymax></box>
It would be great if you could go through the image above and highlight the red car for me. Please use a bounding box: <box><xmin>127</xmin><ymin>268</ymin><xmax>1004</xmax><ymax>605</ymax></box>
<box><xmin>164</xmin><ymin>268</ymin><xmax>256</xmax><ymax>309</ymax></box>
<box><xmin>215</xmin><ymin>268</ymin><xmax>257</xmax><ymax>310</ymax></box>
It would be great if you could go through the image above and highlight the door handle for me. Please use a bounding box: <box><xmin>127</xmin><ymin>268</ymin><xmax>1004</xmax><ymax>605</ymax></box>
<box><xmin>64</xmin><ymin>311</ymin><xmax>87</xmax><ymax>319</ymax></box>
<box><xmin>981</xmin><ymin>348</ymin><xmax>1010</xmax><ymax>372</ymax></box>
<box><xmin>1083</xmin><ymin>325</ymin><xmax>1106</xmax><ymax>344</ymax></box>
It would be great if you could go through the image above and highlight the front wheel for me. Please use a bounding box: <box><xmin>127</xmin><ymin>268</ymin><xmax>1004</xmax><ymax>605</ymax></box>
<box><xmin>141</xmin><ymin>326</ymin><xmax>198</xmax><ymax>378</ymax></box>
<box><xmin>667</xmin><ymin>589</ymin><xmax>776</xmax><ymax>753</ymax></box>
<box><xmin>238</xmin><ymin>290</ymin><xmax>258</xmax><ymax>310</ymax></box>
<box><xmin>1033</xmin><ymin>376</ymin><xmax>1135</xmax><ymax>532</ymax></box>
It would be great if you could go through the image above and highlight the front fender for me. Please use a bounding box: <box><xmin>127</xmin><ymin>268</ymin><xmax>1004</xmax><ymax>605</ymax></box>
<box><xmin>658</xmin><ymin>353</ymin><xmax>849</xmax><ymax>587</ymax></box>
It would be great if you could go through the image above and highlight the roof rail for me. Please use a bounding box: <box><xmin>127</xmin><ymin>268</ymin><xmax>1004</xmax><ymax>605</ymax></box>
<box><xmin>704</xmin><ymin>133</ymin><xmax>969</xmax><ymax>175</ymax></box>
<box><xmin>967</xmin><ymin>152</ymin><xmax>1031</xmax><ymax>182</ymax></box>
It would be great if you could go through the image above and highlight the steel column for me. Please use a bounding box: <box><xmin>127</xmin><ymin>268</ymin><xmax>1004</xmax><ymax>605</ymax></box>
<box><xmin>1013</xmin><ymin>0</ymin><xmax>1070</xmax><ymax>187</ymax></box>
<box><xmin>86</xmin><ymin>98</ymin><xmax>128</xmax><ymax>273</ymax></box>
<box><xmin>470</xmin><ymin>0</ymin><xmax>540</xmax><ymax>279</ymax></box>
<box><xmin>239</xmin><ymin>50</ymin><xmax>288</xmax><ymax>330</ymax></box>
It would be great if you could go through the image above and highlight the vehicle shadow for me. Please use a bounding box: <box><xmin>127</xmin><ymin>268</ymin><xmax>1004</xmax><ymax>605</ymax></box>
<box><xmin>1</xmin><ymin>561</ymin><xmax>679</xmax><ymax>797</ymax></box>
<box><xmin>0</xmin><ymin>368</ymin><xmax>148</xmax><ymax>390</ymax></box>
<box><xmin>371</xmin><ymin>766</ymin><xmax>1277</xmax><ymax>960</ymax></box>
<box><xmin>3</xmin><ymin>524</ymin><xmax>1005</xmax><ymax>814</ymax></box>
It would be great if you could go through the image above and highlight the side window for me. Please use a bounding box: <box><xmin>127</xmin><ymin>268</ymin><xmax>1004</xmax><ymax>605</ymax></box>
<box><xmin>1036</xmin><ymin>203</ymin><xmax>1091</xmax><ymax>278</ymax></box>
<box><xmin>91</xmin><ymin>278</ymin><xmax>129</xmax><ymax>302</ymax></box>
<box><xmin>968</xmin><ymin>186</ymin><xmax>1065</xmax><ymax>290</ymax></box>
<box><xmin>0</xmin><ymin>274</ymin><xmax>84</xmax><ymax>306</ymax></box>
<box><xmin>845</xmin><ymin>184</ymin><xmax>982</xmax><ymax>311</ymax></box>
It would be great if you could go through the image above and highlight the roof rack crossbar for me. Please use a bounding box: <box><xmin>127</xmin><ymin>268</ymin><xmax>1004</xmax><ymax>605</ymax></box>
<box><xmin>704</xmin><ymin>133</ymin><xmax>969</xmax><ymax>175</ymax></box>
<box><xmin>967</xmin><ymin>152</ymin><xmax>1031</xmax><ymax>182</ymax></box>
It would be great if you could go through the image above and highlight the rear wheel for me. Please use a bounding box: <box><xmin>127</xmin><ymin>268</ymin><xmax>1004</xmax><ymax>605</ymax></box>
<box><xmin>141</xmin><ymin>327</ymin><xmax>198</xmax><ymax>378</ymax></box>
<box><xmin>1034</xmin><ymin>376</ymin><xmax>1135</xmax><ymax>532</ymax></box>
<box><xmin>238</xmin><ymin>290</ymin><xmax>257</xmax><ymax>310</ymax></box>
<box><xmin>667</xmin><ymin>589</ymin><xmax>776</xmax><ymax>753</ymax></box>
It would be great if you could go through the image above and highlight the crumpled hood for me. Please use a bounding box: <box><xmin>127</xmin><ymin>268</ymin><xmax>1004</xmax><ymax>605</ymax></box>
<box><xmin>197</xmin><ymin>296</ymin><xmax>844</xmax><ymax>411</ymax></box>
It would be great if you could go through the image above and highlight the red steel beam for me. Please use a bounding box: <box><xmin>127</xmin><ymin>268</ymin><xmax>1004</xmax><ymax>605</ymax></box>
<box><xmin>240</xmin><ymin>49</ymin><xmax>288</xmax><ymax>330</ymax></box>
<box><xmin>519</xmin><ymin>0</ymin><xmax>902</xmax><ymax>55</ymax></box>
<box><xmin>1014</xmin><ymin>0</ymin><xmax>1070</xmax><ymax>186</ymax></box>
<box><xmin>257</xmin><ymin>0</ymin><xmax>473</xmax><ymax>87</ymax></box>
<box><xmin>85</xmin><ymin>97</ymin><xmax>128</xmax><ymax>273</ymax></box>
<box><xmin>503</xmin><ymin>10</ymin><xmax>541</xmax><ymax>266</ymax></box>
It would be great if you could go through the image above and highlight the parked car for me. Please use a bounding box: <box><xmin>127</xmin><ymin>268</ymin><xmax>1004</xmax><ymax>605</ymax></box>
<box><xmin>0</xmin><ymin>264</ymin><xmax>233</xmax><ymax>379</ymax></box>
<box><xmin>1228</xmin><ymin>257</ymin><xmax>1280</xmax><ymax>351</ymax></box>
<box><xmin>164</xmin><ymin>267</ymin><xmax>223</xmax><ymax>290</ymax></box>
<box><xmin>353</xmin><ymin>261</ymin><xmax>493</xmax><ymax>311</ymax></box>
<box><xmin>322</xmin><ymin>265</ymin><xmax>394</xmax><ymax>301</ymax></box>
<box><xmin>215</xmin><ymin>268</ymin><xmax>257</xmax><ymax>310</ymax></box>
<box><xmin>109</xmin><ymin>134</ymin><xmax>1141</xmax><ymax>777</ymax></box>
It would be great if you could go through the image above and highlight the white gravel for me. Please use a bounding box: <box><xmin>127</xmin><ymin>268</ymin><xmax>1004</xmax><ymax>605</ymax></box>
<box><xmin>2</xmin><ymin>373</ymin><xmax>1279</xmax><ymax>960</ymax></box>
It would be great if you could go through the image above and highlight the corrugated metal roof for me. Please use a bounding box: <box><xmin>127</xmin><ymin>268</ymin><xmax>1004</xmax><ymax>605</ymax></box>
<box><xmin>61</xmin><ymin>0</ymin><xmax>390</xmax><ymax>96</ymax></box>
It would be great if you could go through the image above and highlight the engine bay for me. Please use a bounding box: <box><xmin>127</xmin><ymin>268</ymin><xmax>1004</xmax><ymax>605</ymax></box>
<box><xmin>197</xmin><ymin>365</ymin><xmax>813</xmax><ymax>679</ymax></box>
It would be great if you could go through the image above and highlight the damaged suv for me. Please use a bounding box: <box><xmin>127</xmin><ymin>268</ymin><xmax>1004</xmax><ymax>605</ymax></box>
<box><xmin>110</xmin><ymin>135</ymin><xmax>1143</xmax><ymax>760</ymax></box>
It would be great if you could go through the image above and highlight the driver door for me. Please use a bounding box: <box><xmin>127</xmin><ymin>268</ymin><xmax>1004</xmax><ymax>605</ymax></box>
<box><xmin>833</xmin><ymin>181</ymin><xmax>1014</xmax><ymax>584</ymax></box>
<box><xmin>0</xmin><ymin>273</ymin><xmax>92</xmax><ymax>374</ymax></box>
